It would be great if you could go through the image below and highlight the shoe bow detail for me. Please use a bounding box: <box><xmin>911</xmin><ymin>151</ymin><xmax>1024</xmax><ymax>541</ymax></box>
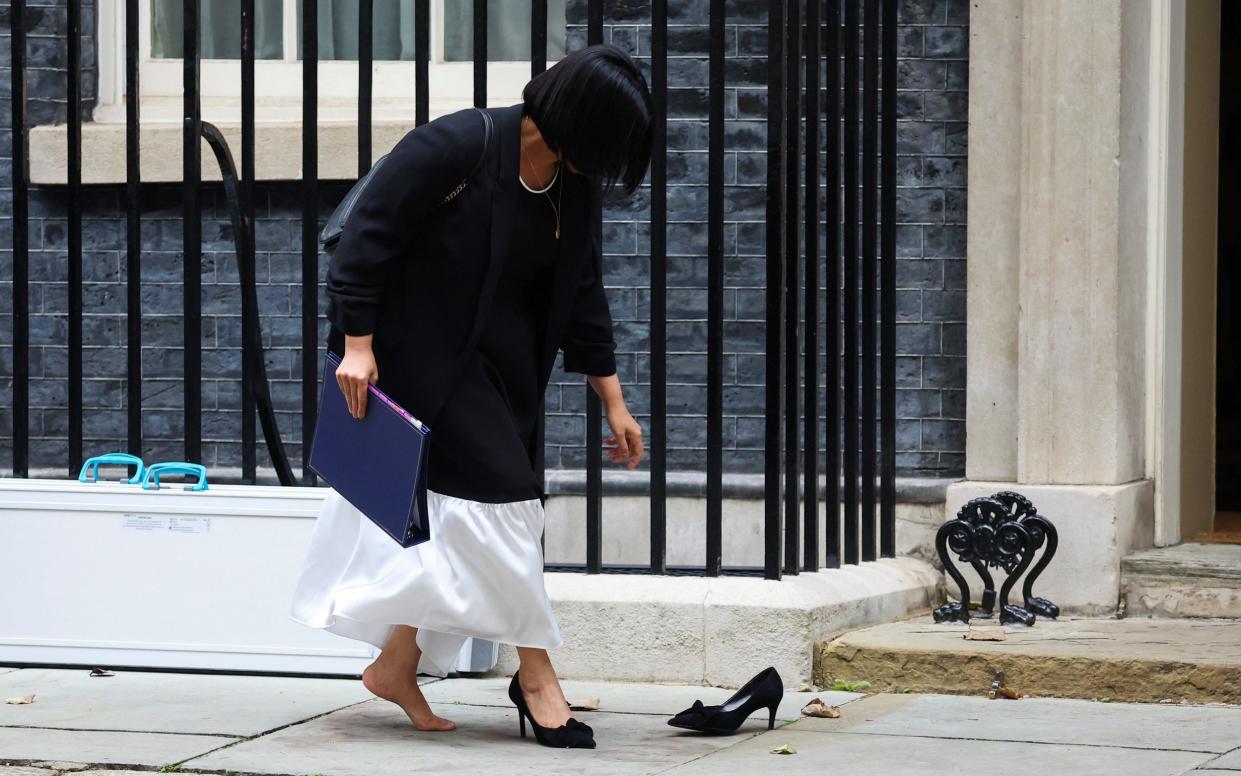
<box><xmin>669</xmin><ymin>699</ymin><xmax>721</xmax><ymax>728</ymax></box>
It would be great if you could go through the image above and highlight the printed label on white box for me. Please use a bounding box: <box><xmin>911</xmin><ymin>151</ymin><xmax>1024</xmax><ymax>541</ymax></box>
<box><xmin>169</xmin><ymin>516</ymin><xmax>210</xmax><ymax>534</ymax></box>
<box><xmin>122</xmin><ymin>515</ymin><xmax>210</xmax><ymax>534</ymax></box>
<box><xmin>122</xmin><ymin>514</ymin><xmax>169</xmax><ymax>531</ymax></box>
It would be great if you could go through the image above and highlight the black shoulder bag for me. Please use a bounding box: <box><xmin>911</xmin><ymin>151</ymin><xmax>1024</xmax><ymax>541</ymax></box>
<box><xmin>320</xmin><ymin>107</ymin><xmax>495</xmax><ymax>257</ymax></box>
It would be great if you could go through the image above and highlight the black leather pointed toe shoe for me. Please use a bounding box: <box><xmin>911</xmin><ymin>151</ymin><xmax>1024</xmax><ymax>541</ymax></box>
<box><xmin>508</xmin><ymin>672</ymin><xmax>597</xmax><ymax>749</ymax></box>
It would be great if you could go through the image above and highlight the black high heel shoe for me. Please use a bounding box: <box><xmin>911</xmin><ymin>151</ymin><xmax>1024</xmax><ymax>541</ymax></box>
<box><xmin>667</xmin><ymin>667</ymin><xmax>783</xmax><ymax>733</ymax></box>
<box><xmin>507</xmin><ymin>672</ymin><xmax>596</xmax><ymax>749</ymax></box>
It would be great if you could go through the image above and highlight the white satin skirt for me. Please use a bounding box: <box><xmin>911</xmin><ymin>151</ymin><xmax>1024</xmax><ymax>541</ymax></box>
<box><xmin>288</xmin><ymin>488</ymin><xmax>563</xmax><ymax>677</ymax></box>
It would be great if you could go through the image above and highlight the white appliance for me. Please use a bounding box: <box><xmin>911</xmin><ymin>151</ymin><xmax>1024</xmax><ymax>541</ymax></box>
<box><xmin>0</xmin><ymin>478</ymin><xmax>497</xmax><ymax>675</ymax></box>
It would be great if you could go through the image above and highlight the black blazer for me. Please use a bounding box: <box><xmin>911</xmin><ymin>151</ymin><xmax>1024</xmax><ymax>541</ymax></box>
<box><xmin>324</xmin><ymin>104</ymin><xmax>617</xmax><ymax>424</ymax></box>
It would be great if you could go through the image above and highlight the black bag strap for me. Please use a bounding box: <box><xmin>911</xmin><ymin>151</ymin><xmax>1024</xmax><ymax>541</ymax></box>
<box><xmin>438</xmin><ymin>108</ymin><xmax>493</xmax><ymax>207</ymax></box>
<box><xmin>319</xmin><ymin>107</ymin><xmax>499</xmax><ymax>430</ymax></box>
<box><xmin>320</xmin><ymin>108</ymin><xmax>493</xmax><ymax>251</ymax></box>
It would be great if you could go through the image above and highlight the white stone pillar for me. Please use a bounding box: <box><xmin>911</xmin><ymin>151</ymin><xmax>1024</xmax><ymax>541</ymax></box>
<box><xmin>955</xmin><ymin>0</ymin><xmax>1156</xmax><ymax>614</ymax></box>
<box><xmin>963</xmin><ymin>0</ymin><xmax>1021</xmax><ymax>482</ymax></box>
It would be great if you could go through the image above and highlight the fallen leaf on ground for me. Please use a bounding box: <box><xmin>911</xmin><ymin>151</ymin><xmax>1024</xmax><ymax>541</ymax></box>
<box><xmin>568</xmin><ymin>696</ymin><xmax>600</xmax><ymax>711</ymax></box>
<box><xmin>5</xmin><ymin>694</ymin><xmax>35</xmax><ymax>704</ymax></box>
<box><xmin>770</xmin><ymin>743</ymin><xmax>797</xmax><ymax>755</ymax></box>
<box><xmin>965</xmin><ymin>626</ymin><xmax>1007</xmax><ymax>641</ymax></box>
<box><xmin>801</xmin><ymin>698</ymin><xmax>841</xmax><ymax>718</ymax></box>
<box><xmin>89</xmin><ymin>668</ymin><xmax>114</xmax><ymax>677</ymax></box>
<box><xmin>998</xmin><ymin>687</ymin><xmax>1023</xmax><ymax>700</ymax></box>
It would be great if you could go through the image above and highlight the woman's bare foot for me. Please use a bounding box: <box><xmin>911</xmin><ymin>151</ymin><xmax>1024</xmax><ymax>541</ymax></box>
<box><xmin>362</xmin><ymin>662</ymin><xmax>456</xmax><ymax>732</ymax></box>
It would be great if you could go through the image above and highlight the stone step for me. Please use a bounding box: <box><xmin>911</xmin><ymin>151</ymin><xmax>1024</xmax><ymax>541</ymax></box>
<box><xmin>1121</xmin><ymin>542</ymin><xmax>1241</xmax><ymax>618</ymax></box>
<box><xmin>490</xmin><ymin>558</ymin><xmax>943</xmax><ymax>689</ymax></box>
<box><xmin>814</xmin><ymin>617</ymin><xmax>1241</xmax><ymax>704</ymax></box>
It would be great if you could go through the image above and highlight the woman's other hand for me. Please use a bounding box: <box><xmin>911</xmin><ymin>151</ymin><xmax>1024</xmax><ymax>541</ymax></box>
<box><xmin>337</xmin><ymin>335</ymin><xmax>379</xmax><ymax>419</ymax></box>
<box><xmin>587</xmin><ymin>373</ymin><xmax>644</xmax><ymax>469</ymax></box>
<box><xmin>604</xmin><ymin>406</ymin><xmax>645</xmax><ymax>469</ymax></box>
<box><xmin>586</xmin><ymin>373</ymin><xmax>644</xmax><ymax>469</ymax></box>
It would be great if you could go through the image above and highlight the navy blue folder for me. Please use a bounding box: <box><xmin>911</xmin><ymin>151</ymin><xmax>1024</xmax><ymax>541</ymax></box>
<box><xmin>308</xmin><ymin>351</ymin><xmax>432</xmax><ymax>547</ymax></box>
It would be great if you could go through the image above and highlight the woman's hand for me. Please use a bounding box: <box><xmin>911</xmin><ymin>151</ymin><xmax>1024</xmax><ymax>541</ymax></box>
<box><xmin>604</xmin><ymin>406</ymin><xmax>644</xmax><ymax>469</ymax></box>
<box><xmin>587</xmin><ymin>373</ymin><xmax>644</xmax><ymax>469</ymax></box>
<box><xmin>336</xmin><ymin>335</ymin><xmax>379</xmax><ymax>419</ymax></box>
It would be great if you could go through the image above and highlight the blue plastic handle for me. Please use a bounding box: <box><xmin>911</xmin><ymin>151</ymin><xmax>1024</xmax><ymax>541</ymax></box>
<box><xmin>79</xmin><ymin>453</ymin><xmax>146</xmax><ymax>484</ymax></box>
<box><xmin>142</xmin><ymin>462</ymin><xmax>209</xmax><ymax>492</ymax></box>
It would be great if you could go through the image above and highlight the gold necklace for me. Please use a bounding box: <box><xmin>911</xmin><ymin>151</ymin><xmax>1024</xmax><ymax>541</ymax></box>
<box><xmin>522</xmin><ymin>145</ymin><xmax>563</xmax><ymax>240</ymax></box>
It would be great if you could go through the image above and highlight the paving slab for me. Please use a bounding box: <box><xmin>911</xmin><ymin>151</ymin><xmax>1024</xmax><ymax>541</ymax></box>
<box><xmin>789</xmin><ymin>693</ymin><xmax>1241</xmax><ymax>753</ymax></box>
<box><xmin>816</xmin><ymin>617</ymin><xmax>1241</xmax><ymax>703</ymax></box>
<box><xmin>0</xmin><ymin>668</ymin><xmax>377</xmax><ymax>736</ymax></box>
<box><xmin>1199</xmin><ymin>749</ymin><xmax>1241</xmax><ymax>770</ymax></box>
<box><xmin>0</xmin><ymin>768</ymin><xmax>57</xmax><ymax>776</ymax></box>
<box><xmin>660</xmin><ymin>729</ymin><xmax>1212</xmax><ymax>776</ymax></box>
<box><xmin>0</xmin><ymin>728</ymin><xmax>233</xmax><ymax>768</ymax></box>
<box><xmin>420</xmin><ymin>677</ymin><xmax>862</xmax><ymax>721</ymax></box>
<box><xmin>185</xmin><ymin>696</ymin><xmax>751</xmax><ymax>776</ymax></box>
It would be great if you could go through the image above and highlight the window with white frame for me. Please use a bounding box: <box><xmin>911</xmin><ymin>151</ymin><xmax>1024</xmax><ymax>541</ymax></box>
<box><xmin>95</xmin><ymin>0</ymin><xmax>567</xmax><ymax>122</ymax></box>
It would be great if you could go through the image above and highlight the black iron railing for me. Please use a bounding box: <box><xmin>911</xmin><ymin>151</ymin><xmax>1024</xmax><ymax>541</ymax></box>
<box><xmin>5</xmin><ymin>0</ymin><xmax>901</xmax><ymax>580</ymax></box>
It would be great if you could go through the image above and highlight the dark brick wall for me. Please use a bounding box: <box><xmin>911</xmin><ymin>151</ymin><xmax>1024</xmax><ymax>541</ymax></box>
<box><xmin>555</xmin><ymin>0</ymin><xmax>969</xmax><ymax>475</ymax></box>
<box><xmin>890</xmin><ymin>0</ymin><xmax>967</xmax><ymax>475</ymax></box>
<box><xmin>0</xmin><ymin>1</ymin><xmax>97</xmax><ymax>127</ymax></box>
<box><xmin>0</xmin><ymin>0</ymin><xmax>967</xmax><ymax>480</ymax></box>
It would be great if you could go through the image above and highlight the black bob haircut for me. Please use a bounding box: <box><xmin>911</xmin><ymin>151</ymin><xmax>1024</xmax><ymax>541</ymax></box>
<box><xmin>523</xmin><ymin>44</ymin><xmax>654</xmax><ymax>196</ymax></box>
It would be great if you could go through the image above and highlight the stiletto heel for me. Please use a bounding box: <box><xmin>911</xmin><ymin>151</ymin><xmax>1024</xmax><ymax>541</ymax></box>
<box><xmin>667</xmin><ymin>667</ymin><xmax>784</xmax><ymax>734</ymax></box>
<box><xmin>507</xmin><ymin>672</ymin><xmax>595</xmax><ymax>749</ymax></box>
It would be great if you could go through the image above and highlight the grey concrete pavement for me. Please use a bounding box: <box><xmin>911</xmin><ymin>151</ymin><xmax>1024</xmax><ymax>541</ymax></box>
<box><xmin>1201</xmin><ymin>748</ymin><xmax>1241</xmax><ymax>770</ymax></box>
<box><xmin>805</xmin><ymin>692</ymin><xmax>1241</xmax><ymax>752</ymax></box>
<box><xmin>0</xmin><ymin>667</ymin><xmax>375</xmax><ymax>736</ymax></box>
<box><xmin>419</xmin><ymin>675</ymin><xmax>864</xmax><ymax>720</ymax></box>
<box><xmin>0</xmin><ymin>668</ymin><xmax>1238</xmax><ymax>775</ymax></box>
<box><xmin>0</xmin><ymin>727</ymin><xmax>230</xmax><ymax>768</ymax></box>
<box><xmin>661</xmin><ymin>729</ymin><xmax>1210</xmax><ymax>776</ymax></box>
<box><xmin>187</xmin><ymin>699</ymin><xmax>743</xmax><ymax>776</ymax></box>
